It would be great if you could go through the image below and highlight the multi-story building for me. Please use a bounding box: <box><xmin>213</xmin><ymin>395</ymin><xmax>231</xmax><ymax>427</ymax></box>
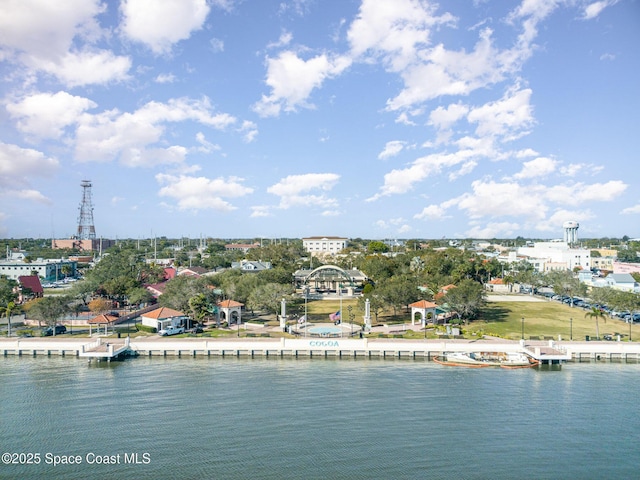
<box><xmin>0</xmin><ymin>258</ymin><xmax>77</xmax><ymax>282</ymax></box>
<box><xmin>302</xmin><ymin>236</ymin><xmax>348</xmax><ymax>255</ymax></box>
<box><xmin>516</xmin><ymin>241</ymin><xmax>591</xmax><ymax>272</ymax></box>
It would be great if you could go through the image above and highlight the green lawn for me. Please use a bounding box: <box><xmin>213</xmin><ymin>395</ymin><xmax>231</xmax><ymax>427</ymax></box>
<box><xmin>465</xmin><ymin>300</ymin><xmax>636</xmax><ymax>341</ymax></box>
<box><xmin>306</xmin><ymin>298</ymin><xmax>637</xmax><ymax>341</ymax></box>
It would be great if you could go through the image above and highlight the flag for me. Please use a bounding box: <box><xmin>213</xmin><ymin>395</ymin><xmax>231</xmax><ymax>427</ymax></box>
<box><xmin>298</xmin><ymin>315</ymin><xmax>306</xmax><ymax>324</ymax></box>
<box><xmin>329</xmin><ymin>310</ymin><xmax>341</xmax><ymax>321</ymax></box>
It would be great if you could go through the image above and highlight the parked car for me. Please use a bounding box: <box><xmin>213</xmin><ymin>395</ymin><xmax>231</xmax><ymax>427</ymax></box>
<box><xmin>191</xmin><ymin>325</ymin><xmax>204</xmax><ymax>334</ymax></box>
<box><xmin>158</xmin><ymin>325</ymin><xmax>185</xmax><ymax>336</ymax></box>
<box><xmin>42</xmin><ymin>325</ymin><xmax>67</xmax><ymax>336</ymax></box>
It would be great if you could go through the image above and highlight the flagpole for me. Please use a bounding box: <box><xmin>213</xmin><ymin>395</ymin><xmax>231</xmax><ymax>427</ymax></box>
<box><xmin>339</xmin><ymin>284</ymin><xmax>342</xmax><ymax>337</ymax></box>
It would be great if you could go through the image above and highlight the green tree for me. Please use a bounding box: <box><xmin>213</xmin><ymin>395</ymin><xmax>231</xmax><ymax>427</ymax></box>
<box><xmin>367</xmin><ymin>241</ymin><xmax>389</xmax><ymax>254</ymax></box>
<box><xmin>159</xmin><ymin>276</ymin><xmax>203</xmax><ymax>313</ymax></box>
<box><xmin>377</xmin><ymin>276</ymin><xmax>420</xmax><ymax>317</ymax></box>
<box><xmin>188</xmin><ymin>293</ymin><xmax>211</xmax><ymax>324</ymax></box>
<box><xmin>247</xmin><ymin>283</ymin><xmax>293</xmax><ymax>315</ymax></box>
<box><xmin>547</xmin><ymin>270</ymin><xmax>585</xmax><ymax>306</ymax></box>
<box><xmin>127</xmin><ymin>287</ymin><xmax>154</xmax><ymax>308</ymax></box>
<box><xmin>28</xmin><ymin>296</ymin><xmax>70</xmax><ymax>334</ymax></box>
<box><xmin>585</xmin><ymin>306</ymin><xmax>607</xmax><ymax>340</ymax></box>
<box><xmin>3</xmin><ymin>301</ymin><xmax>16</xmax><ymax>337</ymax></box>
<box><xmin>442</xmin><ymin>279</ymin><xmax>486</xmax><ymax>323</ymax></box>
<box><xmin>67</xmin><ymin>278</ymin><xmax>99</xmax><ymax>306</ymax></box>
<box><xmin>502</xmin><ymin>274</ymin><xmax>516</xmax><ymax>293</ymax></box>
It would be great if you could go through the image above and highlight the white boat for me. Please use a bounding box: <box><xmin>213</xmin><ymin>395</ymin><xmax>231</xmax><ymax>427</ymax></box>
<box><xmin>434</xmin><ymin>352</ymin><xmax>538</xmax><ymax>368</ymax></box>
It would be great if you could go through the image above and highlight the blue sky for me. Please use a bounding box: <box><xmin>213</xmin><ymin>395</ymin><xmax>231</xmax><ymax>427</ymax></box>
<box><xmin>1</xmin><ymin>0</ymin><xmax>638</xmax><ymax>241</ymax></box>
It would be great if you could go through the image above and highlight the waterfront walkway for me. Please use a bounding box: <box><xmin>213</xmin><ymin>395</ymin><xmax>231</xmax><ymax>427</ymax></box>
<box><xmin>2</xmin><ymin>336</ymin><xmax>640</xmax><ymax>364</ymax></box>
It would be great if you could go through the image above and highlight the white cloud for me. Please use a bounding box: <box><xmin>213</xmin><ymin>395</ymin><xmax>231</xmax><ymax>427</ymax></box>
<box><xmin>267</xmin><ymin>173</ymin><xmax>340</xmax><ymax>209</ymax></box>
<box><xmin>0</xmin><ymin>0</ymin><xmax>131</xmax><ymax>87</ymax></box>
<box><xmin>465</xmin><ymin>221</ymin><xmax>521</xmax><ymax>238</ymax></box>
<box><xmin>348</xmin><ymin>0</ymin><xmax>456</xmax><ymax>71</ymax></box>
<box><xmin>267</xmin><ymin>31</ymin><xmax>293</xmax><ymax>49</ymax></box>
<box><xmin>385</xmin><ymin>28</ymin><xmax>516</xmax><ymax>111</ymax></box>
<box><xmin>0</xmin><ymin>142</ymin><xmax>59</xmax><ymax>183</ymax></box>
<box><xmin>455</xmin><ymin>180</ymin><xmax>549</xmax><ymax>220</ymax></box>
<box><xmin>37</xmin><ymin>49</ymin><xmax>131</xmax><ymax>87</ymax></box>
<box><xmin>545</xmin><ymin>180</ymin><xmax>627</xmax><ymax>206</ymax></box>
<box><xmin>155</xmin><ymin>73</ymin><xmax>176</xmax><ymax>83</ymax></box>
<box><xmin>210</xmin><ymin>38</ymin><xmax>224</xmax><ymax>53</ymax></box>
<box><xmin>434</xmin><ymin>178</ymin><xmax>627</xmax><ymax>232</ymax></box>
<box><xmin>0</xmin><ymin>142</ymin><xmax>58</xmax><ymax>204</ymax></box>
<box><xmin>321</xmin><ymin>210</ymin><xmax>340</xmax><ymax>217</ymax></box>
<box><xmin>156</xmin><ymin>173</ymin><xmax>253</xmax><ymax>211</ymax></box>
<box><xmin>253</xmin><ymin>51</ymin><xmax>352</xmax><ymax>117</ymax></box>
<box><xmin>194</xmin><ymin>132</ymin><xmax>221</xmax><ymax>154</ymax></box>
<box><xmin>582</xmin><ymin>1</ymin><xmax>617</xmax><ymax>20</ymax></box>
<box><xmin>0</xmin><ymin>0</ymin><xmax>104</xmax><ymax>59</ymax></box>
<box><xmin>467</xmin><ymin>86</ymin><xmax>534</xmax><ymax>140</ymax></box>
<box><xmin>120</xmin><ymin>0</ymin><xmax>210</xmax><ymax>54</ymax></box>
<box><xmin>378</xmin><ymin>140</ymin><xmax>406</xmax><ymax>160</ymax></box>
<box><xmin>512</xmin><ymin>156</ymin><xmax>557</xmax><ymax>179</ymax></box>
<box><xmin>368</xmin><ymin>143</ymin><xmax>491</xmax><ymax>201</ymax></box>
<box><xmin>11</xmin><ymin>189</ymin><xmax>52</xmax><ymax>204</ymax></box>
<box><xmin>6</xmin><ymin>91</ymin><xmax>96</xmax><ymax>139</ymax></box>
<box><xmin>621</xmin><ymin>204</ymin><xmax>640</xmax><ymax>215</ymax></box>
<box><xmin>238</xmin><ymin>121</ymin><xmax>258</xmax><ymax>143</ymax></box>
<box><xmin>428</xmin><ymin>103</ymin><xmax>469</xmax><ymax>131</ymax></box>
<box><xmin>74</xmin><ymin>97</ymin><xmax>237</xmax><ymax>165</ymax></box>
<box><xmin>414</xmin><ymin>204</ymin><xmax>449</xmax><ymax>220</ymax></box>
<box><xmin>250</xmin><ymin>205</ymin><xmax>272</xmax><ymax>218</ymax></box>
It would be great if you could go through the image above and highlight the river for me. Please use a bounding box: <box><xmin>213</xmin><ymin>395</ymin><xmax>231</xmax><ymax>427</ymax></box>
<box><xmin>1</xmin><ymin>356</ymin><xmax>638</xmax><ymax>479</ymax></box>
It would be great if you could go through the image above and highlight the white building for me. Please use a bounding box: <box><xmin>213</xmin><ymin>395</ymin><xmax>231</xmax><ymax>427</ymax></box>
<box><xmin>516</xmin><ymin>242</ymin><xmax>590</xmax><ymax>272</ymax></box>
<box><xmin>302</xmin><ymin>236</ymin><xmax>348</xmax><ymax>255</ymax></box>
<box><xmin>0</xmin><ymin>258</ymin><xmax>77</xmax><ymax>281</ymax></box>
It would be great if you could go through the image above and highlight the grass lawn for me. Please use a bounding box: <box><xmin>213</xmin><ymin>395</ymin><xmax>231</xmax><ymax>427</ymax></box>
<box><xmin>465</xmin><ymin>300</ymin><xmax>637</xmax><ymax>341</ymax></box>
<box><xmin>306</xmin><ymin>298</ymin><xmax>638</xmax><ymax>341</ymax></box>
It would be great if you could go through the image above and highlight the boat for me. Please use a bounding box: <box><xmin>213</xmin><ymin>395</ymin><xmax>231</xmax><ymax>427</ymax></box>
<box><xmin>433</xmin><ymin>352</ymin><xmax>538</xmax><ymax>369</ymax></box>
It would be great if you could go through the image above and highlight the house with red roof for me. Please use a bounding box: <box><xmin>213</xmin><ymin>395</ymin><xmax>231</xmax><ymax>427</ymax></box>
<box><xmin>17</xmin><ymin>275</ymin><xmax>43</xmax><ymax>302</ymax></box>
<box><xmin>140</xmin><ymin>306</ymin><xmax>189</xmax><ymax>332</ymax></box>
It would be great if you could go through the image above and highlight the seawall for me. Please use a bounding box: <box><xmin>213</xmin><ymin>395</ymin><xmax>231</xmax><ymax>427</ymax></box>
<box><xmin>2</xmin><ymin>337</ymin><xmax>640</xmax><ymax>363</ymax></box>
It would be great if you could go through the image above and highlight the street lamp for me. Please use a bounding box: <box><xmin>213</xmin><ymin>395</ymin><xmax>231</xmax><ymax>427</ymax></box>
<box><xmin>521</xmin><ymin>316</ymin><xmax>525</xmax><ymax>340</ymax></box>
<box><xmin>304</xmin><ymin>286</ymin><xmax>309</xmax><ymax>338</ymax></box>
<box><xmin>570</xmin><ymin>317</ymin><xmax>573</xmax><ymax>341</ymax></box>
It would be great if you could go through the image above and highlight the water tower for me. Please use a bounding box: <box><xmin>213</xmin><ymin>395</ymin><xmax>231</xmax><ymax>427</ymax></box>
<box><xmin>563</xmin><ymin>221</ymin><xmax>579</xmax><ymax>244</ymax></box>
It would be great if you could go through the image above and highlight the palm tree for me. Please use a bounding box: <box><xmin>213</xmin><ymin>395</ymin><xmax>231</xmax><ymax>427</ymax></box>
<box><xmin>4</xmin><ymin>301</ymin><xmax>15</xmax><ymax>337</ymax></box>
<box><xmin>585</xmin><ymin>306</ymin><xmax>607</xmax><ymax>340</ymax></box>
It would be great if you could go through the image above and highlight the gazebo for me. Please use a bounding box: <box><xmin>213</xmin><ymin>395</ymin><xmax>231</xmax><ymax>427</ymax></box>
<box><xmin>409</xmin><ymin>300</ymin><xmax>438</xmax><ymax>327</ymax></box>
<box><xmin>217</xmin><ymin>299</ymin><xmax>244</xmax><ymax>325</ymax></box>
<box><xmin>88</xmin><ymin>314</ymin><xmax>119</xmax><ymax>336</ymax></box>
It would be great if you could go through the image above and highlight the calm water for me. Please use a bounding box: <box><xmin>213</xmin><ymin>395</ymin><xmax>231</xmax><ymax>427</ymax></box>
<box><xmin>1</xmin><ymin>357</ymin><xmax>639</xmax><ymax>480</ymax></box>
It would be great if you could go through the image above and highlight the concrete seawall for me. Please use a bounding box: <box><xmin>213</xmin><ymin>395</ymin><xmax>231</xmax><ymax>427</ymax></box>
<box><xmin>2</xmin><ymin>337</ymin><xmax>640</xmax><ymax>363</ymax></box>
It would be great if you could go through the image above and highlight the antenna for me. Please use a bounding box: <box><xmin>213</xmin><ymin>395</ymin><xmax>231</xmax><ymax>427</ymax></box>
<box><xmin>77</xmin><ymin>180</ymin><xmax>96</xmax><ymax>240</ymax></box>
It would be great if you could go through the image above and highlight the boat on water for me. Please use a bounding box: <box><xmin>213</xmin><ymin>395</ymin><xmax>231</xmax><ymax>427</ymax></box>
<box><xmin>433</xmin><ymin>352</ymin><xmax>538</xmax><ymax>369</ymax></box>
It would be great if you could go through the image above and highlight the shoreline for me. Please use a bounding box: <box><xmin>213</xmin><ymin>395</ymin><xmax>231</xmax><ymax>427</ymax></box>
<box><xmin>2</xmin><ymin>336</ymin><xmax>640</xmax><ymax>364</ymax></box>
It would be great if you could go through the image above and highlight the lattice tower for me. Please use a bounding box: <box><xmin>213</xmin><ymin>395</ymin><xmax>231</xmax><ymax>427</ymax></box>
<box><xmin>77</xmin><ymin>180</ymin><xmax>96</xmax><ymax>240</ymax></box>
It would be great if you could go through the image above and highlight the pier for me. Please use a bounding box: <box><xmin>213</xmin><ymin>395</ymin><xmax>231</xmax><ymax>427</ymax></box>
<box><xmin>2</xmin><ymin>336</ymin><xmax>640</xmax><ymax>364</ymax></box>
<box><xmin>79</xmin><ymin>337</ymin><xmax>134</xmax><ymax>362</ymax></box>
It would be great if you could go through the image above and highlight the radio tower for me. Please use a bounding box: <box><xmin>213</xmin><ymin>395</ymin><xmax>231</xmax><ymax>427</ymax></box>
<box><xmin>77</xmin><ymin>180</ymin><xmax>96</xmax><ymax>240</ymax></box>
